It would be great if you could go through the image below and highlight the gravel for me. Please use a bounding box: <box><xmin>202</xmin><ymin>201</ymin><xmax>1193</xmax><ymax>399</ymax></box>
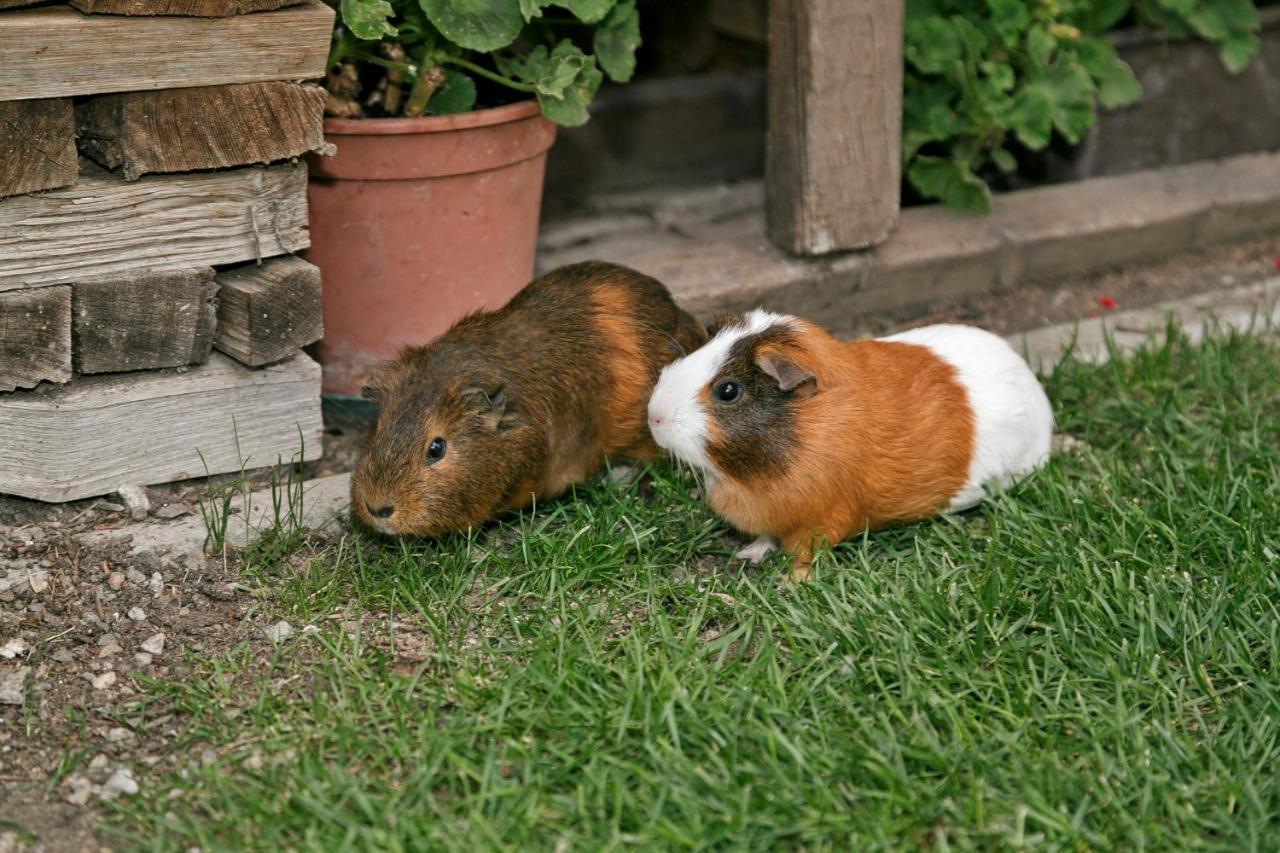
<box><xmin>263</xmin><ymin>620</ymin><xmax>294</xmax><ymax>644</ymax></box>
<box><xmin>140</xmin><ymin>633</ymin><xmax>166</xmax><ymax>655</ymax></box>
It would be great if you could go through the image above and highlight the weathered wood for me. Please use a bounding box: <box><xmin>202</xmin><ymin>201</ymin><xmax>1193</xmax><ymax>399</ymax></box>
<box><xmin>0</xmin><ymin>352</ymin><xmax>323</xmax><ymax>503</ymax></box>
<box><xmin>215</xmin><ymin>256</ymin><xmax>322</xmax><ymax>367</ymax></box>
<box><xmin>77</xmin><ymin>83</ymin><xmax>328</xmax><ymax>181</ymax></box>
<box><xmin>0</xmin><ymin>0</ymin><xmax>44</xmax><ymax>8</ymax></box>
<box><xmin>0</xmin><ymin>98</ymin><xmax>77</xmax><ymax>198</ymax></box>
<box><xmin>73</xmin><ymin>268</ymin><xmax>218</xmax><ymax>374</ymax></box>
<box><xmin>766</xmin><ymin>0</ymin><xmax>904</xmax><ymax>254</ymax></box>
<box><xmin>71</xmin><ymin>0</ymin><xmax>303</xmax><ymax>16</ymax></box>
<box><xmin>0</xmin><ymin>2</ymin><xmax>334</xmax><ymax>102</ymax></box>
<box><xmin>0</xmin><ymin>162</ymin><xmax>309</xmax><ymax>291</ymax></box>
<box><xmin>0</xmin><ymin>286</ymin><xmax>71</xmax><ymax>392</ymax></box>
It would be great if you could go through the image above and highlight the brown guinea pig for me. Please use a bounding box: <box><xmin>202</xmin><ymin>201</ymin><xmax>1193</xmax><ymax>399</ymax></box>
<box><xmin>351</xmin><ymin>261</ymin><xmax>706</xmax><ymax>537</ymax></box>
<box><xmin>646</xmin><ymin>310</ymin><xmax>1053</xmax><ymax>581</ymax></box>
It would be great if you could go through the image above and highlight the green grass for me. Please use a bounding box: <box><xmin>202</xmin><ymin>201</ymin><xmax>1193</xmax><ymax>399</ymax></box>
<box><xmin>116</xmin><ymin>327</ymin><xmax>1280</xmax><ymax>850</ymax></box>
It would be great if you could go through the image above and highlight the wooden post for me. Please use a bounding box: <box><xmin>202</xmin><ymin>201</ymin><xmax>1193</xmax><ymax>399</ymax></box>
<box><xmin>766</xmin><ymin>0</ymin><xmax>904</xmax><ymax>254</ymax></box>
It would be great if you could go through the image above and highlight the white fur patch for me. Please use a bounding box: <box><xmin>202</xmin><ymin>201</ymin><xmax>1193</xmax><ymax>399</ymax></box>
<box><xmin>882</xmin><ymin>324</ymin><xmax>1053</xmax><ymax>510</ymax></box>
<box><xmin>648</xmin><ymin>309</ymin><xmax>794</xmax><ymax>474</ymax></box>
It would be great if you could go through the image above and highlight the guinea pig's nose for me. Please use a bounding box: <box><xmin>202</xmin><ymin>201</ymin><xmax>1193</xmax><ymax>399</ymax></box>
<box><xmin>366</xmin><ymin>502</ymin><xmax>394</xmax><ymax>519</ymax></box>
<box><xmin>649</xmin><ymin>412</ymin><xmax>664</xmax><ymax>428</ymax></box>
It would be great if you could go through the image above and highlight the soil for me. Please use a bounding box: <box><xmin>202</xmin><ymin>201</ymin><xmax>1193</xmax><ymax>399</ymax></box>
<box><xmin>1</xmin><ymin>233</ymin><xmax>1276</xmax><ymax>851</ymax></box>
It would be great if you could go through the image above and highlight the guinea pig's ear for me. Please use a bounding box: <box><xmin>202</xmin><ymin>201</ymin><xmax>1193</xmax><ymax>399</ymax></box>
<box><xmin>360</xmin><ymin>383</ymin><xmax>380</xmax><ymax>403</ymax></box>
<box><xmin>757</xmin><ymin>351</ymin><xmax>817</xmax><ymax>399</ymax></box>
<box><xmin>462</xmin><ymin>382</ymin><xmax>511</xmax><ymax>432</ymax></box>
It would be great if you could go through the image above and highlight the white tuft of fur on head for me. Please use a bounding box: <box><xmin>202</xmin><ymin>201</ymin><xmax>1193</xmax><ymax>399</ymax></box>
<box><xmin>647</xmin><ymin>309</ymin><xmax>794</xmax><ymax>475</ymax></box>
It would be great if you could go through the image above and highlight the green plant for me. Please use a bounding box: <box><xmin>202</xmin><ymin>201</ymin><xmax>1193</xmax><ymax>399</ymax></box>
<box><xmin>325</xmin><ymin>0</ymin><xmax>640</xmax><ymax>125</ymax></box>
<box><xmin>904</xmin><ymin>0</ymin><xmax>1262</xmax><ymax>211</ymax></box>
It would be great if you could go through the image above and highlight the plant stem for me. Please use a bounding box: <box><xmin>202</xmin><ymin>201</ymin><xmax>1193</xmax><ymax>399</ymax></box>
<box><xmin>437</xmin><ymin>55</ymin><xmax>537</xmax><ymax>93</ymax></box>
<box><xmin>403</xmin><ymin>65</ymin><xmax>447</xmax><ymax>117</ymax></box>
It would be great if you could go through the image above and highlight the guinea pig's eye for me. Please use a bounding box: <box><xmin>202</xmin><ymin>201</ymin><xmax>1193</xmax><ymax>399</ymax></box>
<box><xmin>714</xmin><ymin>380</ymin><xmax>742</xmax><ymax>403</ymax></box>
<box><xmin>425</xmin><ymin>437</ymin><xmax>447</xmax><ymax>464</ymax></box>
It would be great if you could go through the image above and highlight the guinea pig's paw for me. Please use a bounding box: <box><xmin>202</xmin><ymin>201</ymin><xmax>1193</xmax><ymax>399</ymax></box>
<box><xmin>733</xmin><ymin>536</ymin><xmax>778</xmax><ymax>565</ymax></box>
<box><xmin>607</xmin><ymin>464</ymin><xmax>637</xmax><ymax>485</ymax></box>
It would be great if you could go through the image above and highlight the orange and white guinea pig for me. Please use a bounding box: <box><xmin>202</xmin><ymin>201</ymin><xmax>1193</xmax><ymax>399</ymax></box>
<box><xmin>646</xmin><ymin>310</ymin><xmax>1053</xmax><ymax>580</ymax></box>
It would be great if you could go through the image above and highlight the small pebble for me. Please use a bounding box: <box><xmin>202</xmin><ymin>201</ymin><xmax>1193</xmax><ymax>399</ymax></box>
<box><xmin>62</xmin><ymin>775</ymin><xmax>94</xmax><ymax>806</ymax></box>
<box><xmin>125</xmin><ymin>569</ymin><xmax>147</xmax><ymax>585</ymax></box>
<box><xmin>263</xmin><ymin>621</ymin><xmax>293</xmax><ymax>644</ymax></box>
<box><xmin>89</xmin><ymin>754</ymin><xmax>109</xmax><ymax>770</ymax></box>
<box><xmin>97</xmin><ymin>640</ymin><xmax>122</xmax><ymax>659</ymax></box>
<box><xmin>91</xmin><ymin>671</ymin><xmax>117</xmax><ymax>690</ymax></box>
<box><xmin>104</xmin><ymin>727</ymin><xmax>134</xmax><ymax>744</ymax></box>
<box><xmin>140</xmin><ymin>633</ymin><xmax>165</xmax><ymax>655</ymax></box>
<box><xmin>51</xmin><ymin>649</ymin><xmax>75</xmax><ymax>664</ymax></box>
<box><xmin>149</xmin><ymin>573</ymin><xmax>164</xmax><ymax>596</ymax></box>
<box><xmin>116</xmin><ymin>485</ymin><xmax>151</xmax><ymax>522</ymax></box>
<box><xmin>0</xmin><ymin>667</ymin><xmax>28</xmax><ymax>705</ymax></box>
<box><xmin>134</xmin><ymin>652</ymin><xmax>153</xmax><ymax>667</ymax></box>
<box><xmin>200</xmin><ymin>749</ymin><xmax>217</xmax><ymax>767</ymax></box>
<box><xmin>107</xmin><ymin>572</ymin><xmax>125</xmax><ymax>591</ymax></box>
<box><xmin>155</xmin><ymin>504</ymin><xmax>188</xmax><ymax>520</ymax></box>
<box><xmin>103</xmin><ymin>768</ymin><xmax>139</xmax><ymax>797</ymax></box>
<box><xmin>99</xmin><ymin>501</ymin><xmax>126</xmax><ymax>513</ymax></box>
<box><xmin>127</xmin><ymin>607</ymin><xmax>146</xmax><ymax>622</ymax></box>
<box><xmin>0</xmin><ymin>638</ymin><xmax>26</xmax><ymax>659</ymax></box>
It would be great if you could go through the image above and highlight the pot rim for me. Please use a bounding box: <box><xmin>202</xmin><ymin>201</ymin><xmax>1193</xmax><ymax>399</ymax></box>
<box><xmin>322</xmin><ymin>100</ymin><xmax>543</xmax><ymax>136</ymax></box>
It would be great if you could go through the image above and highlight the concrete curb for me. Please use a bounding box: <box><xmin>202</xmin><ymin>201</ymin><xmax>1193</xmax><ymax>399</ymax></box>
<box><xmin>538</xmin><ymin>152</ymin><xmax>1280</xmax><ymax>336</ymax></box>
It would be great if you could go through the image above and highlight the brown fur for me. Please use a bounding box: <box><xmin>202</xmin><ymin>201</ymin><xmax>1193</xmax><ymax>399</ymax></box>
<box><xmin>704</xmin><ymin>319</ymin><xmax>974</xmax><ymax>580</ymax></box>
<box><xmin>351</xmin><ymin>261</ymin><xmax>705</xmax><ymax>538</ymax></box>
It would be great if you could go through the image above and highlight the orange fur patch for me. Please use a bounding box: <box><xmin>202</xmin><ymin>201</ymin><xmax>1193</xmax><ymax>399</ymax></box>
<box><xmin>708</xmin><ymin>320</ymin><xmax>975</xmax><ymax>576</ymax></box>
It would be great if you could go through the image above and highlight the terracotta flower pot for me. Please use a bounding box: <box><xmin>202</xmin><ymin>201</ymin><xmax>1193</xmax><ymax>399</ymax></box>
<box><xmin>307</xmin><ymin>101</ymin><xmax>557</xmax><ymax>396</ymax></box>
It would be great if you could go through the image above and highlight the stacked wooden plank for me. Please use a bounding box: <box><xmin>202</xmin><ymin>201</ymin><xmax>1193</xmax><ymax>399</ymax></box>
<box><xmin>0</xmin><ymin>0</ymin><xmax>334</xmax><ymax>502</ymax></box>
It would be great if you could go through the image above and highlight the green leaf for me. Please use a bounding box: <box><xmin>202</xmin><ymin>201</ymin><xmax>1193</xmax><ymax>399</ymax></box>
<box><xmin>503</xmin><ymin>40</ymin><xmax>603</xmax><ymax>126</ymax></box>
<box><xmin>1220</xmin><ymin>31</ymin><xmax>1260</xmax><ymax>73</ymax></box>
<box><xmin>986</xmin><ymin>0</ymin><xmax>1029</xmax><ymax>46</ymax></box>
<box><xmin>1007</xmin><ymin>84</ymin><xmax>1053</xmax><ymax>149</ymax></box>
<box><xmin>594</xmin><ymin>0</ymin><xmax>640</xmax><ymax>83</ymax></box>
<box><xmin>905</xmin><ymin>16</ymin><xmax>964</xmax><ymax>76</ymax></box>
<box><xmin>427</xmin><ymin>68</ymin><xmax>477</xmax><ymax>115</ymax></box>
<box><xmin>907</xmin><ymin>156</ymin><xmax>991</xmax><ymax>212</ymax></box>
<box><xmin>419</xmin><ymin>0</ymin><xmax>523</xmax><ymax>52</ymax></box>
<box><xmin>1026</xmin><ymin>24</ymin><xmax>1057</xmax><ymax>67</ymax></box>
<box><xmin>341</xmin><ymin>0</ymin><xmax>397</xmax><ymax>40</ymax></box>
<box><xmin>537</xmin><ymin>60</ymin><xmax>602</xmax><ymax>126</ymax></box>
<box><xmin>1071</xmin><ymin>0</ymin><xmax>1129</xmax><ymax>34</ymax></box>
<box><xmin>991</xmin><ymin>148</ymin><xmax>1017</xmax><ymax>173</ymax></box>
<box><xmin>1043</xmin><ymin>62</ymin><xmax>1096</xmax><ymax>142</ymax></box>
<box><xmin>552</xmin><ymin>0</ymin><xmax>613</xmax><ymax>24</ymax></box>
<box><xmin>1074</xmin><ymin>39</ymin><xmax>1142</xmax><ymax>108</ymax></box>
<box><xmin>518</xmin><ymin>0</ymin><xmax>545</xmax><ymax>21</ymax></box>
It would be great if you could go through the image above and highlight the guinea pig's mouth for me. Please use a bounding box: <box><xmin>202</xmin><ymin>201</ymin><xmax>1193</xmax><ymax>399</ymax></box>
<box><xmin>647</xmin><ymin>410</ymin><xmax>714</xmax><ymax>475</ymax></box>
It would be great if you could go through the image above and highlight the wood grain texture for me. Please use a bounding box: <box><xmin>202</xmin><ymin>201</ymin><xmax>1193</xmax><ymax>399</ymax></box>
<box><xmin>73</xmin><ymin>268</ymin><xmax>218</xmax><ymax>374</ymax></box>
<box><xmin>70</xmin><ymin>0</ymin><xmax>303</xmax><ymax>16</ymax></box>
<box><xmin>77</xmin><ymin>83</ymin><xmax>328</xmax><ymax>181</ymax></box>
<box><xmin>0</xmin><ymin>162</ymin><xmax>309</xmax><ymax>291</ymax></box>
<box><xmin>0</xmin><ymin>2</ymin><xmax>333</xmax><ymax>101</ymax></box>
<box><xmin>0</xmin><ymin>286</ymin><xmax>71</xmax><ymax>392</ymax></box>
<box><xmin>765</xmin><ymin>0</ymin><xmax>903</xmax><ymax>254</ymax></box>
<box><xmin>215</xmin><ymin>256</ymin><xmax>323</xmax><ymax>367</ymax></box>
<box><xmin>0</xmin><ymin>352</ymin><xmax>323</xmax><ymax>502</ymax></box>
<box><xmin>0</xmin><ymin>0</ymin><xmax>45</xmax><ymax>8</ymax></box>
<box><xmin>0</xmin><ymin>98</ymin><xmax>77</xmax><ymax>198</ymax></box>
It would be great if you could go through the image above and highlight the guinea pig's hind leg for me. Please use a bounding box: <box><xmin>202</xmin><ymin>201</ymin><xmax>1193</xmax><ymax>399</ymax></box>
<box><xmin>733</xmin><ymin>536</ymin><xmax>778</xmax><ymax>565</ymax></box>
